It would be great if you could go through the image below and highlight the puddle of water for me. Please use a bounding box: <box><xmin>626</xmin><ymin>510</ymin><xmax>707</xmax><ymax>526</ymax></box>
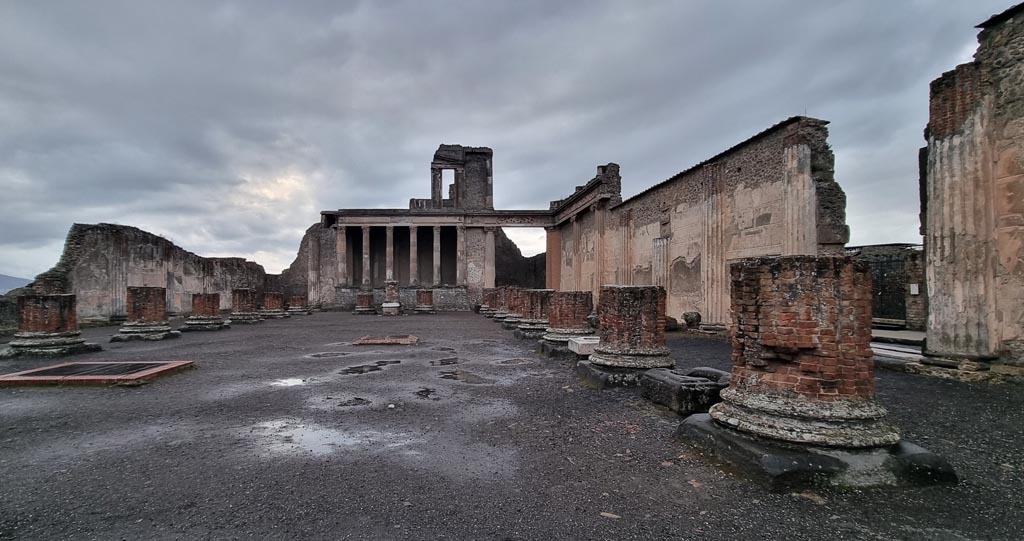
<box><xmin>338</xmin><ymin>397</ymin><xmax>371</xmax><ymax>407</ymax></box>
<box><xmin>431</xmin><ymin>346</ymin><xmax>457</xmax><ymax>353</ymax></box>
<box><xmin>270</xmin><ymin>378</ymin><xmax>307</xmax><ymax>387</ymax></box>
<box><xmin>307</xmin><ymin>352</ymin><xmax>350</xmax><ymax>358</ymax></box>
<box><xmin>339</xmin><ymin>360</ymin><xmax>401</xmax><ymax>375</ymax></box>
<box><xmin>496</xmin><ymin>359</ymin><xmax>532</xmax><ymax>366</ymax></box>
<box><xmin>414</xmin><ymin>388</ymin><xmax>439</xmax><ymax>400</ymax></box>
<box><xmin>429</xmin><ymin>357</ymin><xmax>460</xmax><ymax>366</ymax></box>
<box><xmin>250</xmin><ymin>420</ymin><xmax>419</xmax><ymax>456</ymax></box>
<box><xmin>438</xmin><ymin>370</ymin><xmax>494</xmax><ymax>385</ymax></box>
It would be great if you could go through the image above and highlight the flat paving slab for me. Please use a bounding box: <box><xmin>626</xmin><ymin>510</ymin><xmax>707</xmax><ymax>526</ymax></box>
<box><xmin>0</xmin><ymin>361</ymin><xmax>193</xmax><ymax>386</ymax></box>
<box><xmin>0</xmin><ymin>315</ymin><xmax>1020</xmax><ymax>540</ymax></box>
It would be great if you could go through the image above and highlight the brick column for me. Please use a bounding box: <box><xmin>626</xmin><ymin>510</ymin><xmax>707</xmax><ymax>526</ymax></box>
<box><xmin>456</xmin><ymin>225</ymin><xmax>466</xmax><ymax>286</ymax></box>
<box><xmin>484</xmin><ymin>227</ymin><xmax>496</xmax><ymax>288</ymax></box>
<box><xmin>544</xmin><ymin>291</ymin><xmax>594</xmax><ymax>341</ymax></box>
<box><xmin>545</xmin><ymin>227</ymin><xmax>561</xmax><ymax>289</ymax></box>
<box><xmin>480</xmin><ymin>287</ymin><xmax>497</xmax><ymax>316</ymax></box>
<box><xmin>230</xmin><ymin>288</ymin><xmax>263</xmax><ymax>324</ymax></box>
<box><xmin>361</xmin><ymin>225</ymin><xmax>371</xmax><ymax>289</ymax></box>
<box><xmin>335</xmin><ymin>225</ymin><xmax>348</xmax><ymax>287</ymax></box>
<box><xmin>259</xmin><ymin>292</ymin><xmax>289</xmax><ymax>319</ymax></box>
<box><xmin>287</xmin><ymin>295</ymin><xmax>311</xmax><ymax>315</ymax></box>
<box><xmin>182</xmin><ymin>293</ymin><xmax>229</xmax><ymax>331</ymax></box>
<box><xmin>590</xmin><ymin>285</ymin><xmax>672</xmax><ymax>369</ymax></box>
<box><xmin>414</xmin><ymin>288</ymin><xmax>435</xmax><ymax>314</ymax></box>
<box><xmin>112</xmin><ymin>286</ymin><xmax>180</xmax><ymax>341</ymax></box>
<box><xmin>409</xmin><ymin>226</ymin><xmax>419</xmax><ymax>286</ymax></box>
<box><xmin>502</xmin><ymin>287</ymin><xmax>529</xmax><ymax>329</ymax></box>
<box><xmin>1</xmin><ymin>294</ymin><xmax>101</xmax><ymax>357</ymax></box>
<box><xmin>709</xmin><ymin>256</ymin><xmax>899</xmax><ymax>448</ymax></box>
<box><xmin>354</xmin><ymin>291</ymin><xmax>376</xmax><ymax>315</ymax></box>
<box><xmin>385</xmin><ymin>225</ymin><xmax>394</xmax><ymax>281</ymax></box>
<box><xmin>492</xmin><ymin>286</ymin><xmax>510</xmax><ymax>321</ymax></box>
<box><xmin>516</xmin><ymin>289</ymin><xmax>554</xmax><ymax>339</ymax></box>
<box><xmin>432</xmin><ymin>225</ymin><xmax>441</xmax><ymax>286</ymax></box>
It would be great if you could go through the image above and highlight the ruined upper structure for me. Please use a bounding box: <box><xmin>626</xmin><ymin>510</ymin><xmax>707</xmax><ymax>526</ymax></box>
<box><xmin>411</xmin><ymin>144</ymin><xmax>494</xmax><ymax>210</ymax></box>
<box><xmin>921</xmin><ymin>3</ymin><xmax>1024</xmax><ymax>367</ymax></box>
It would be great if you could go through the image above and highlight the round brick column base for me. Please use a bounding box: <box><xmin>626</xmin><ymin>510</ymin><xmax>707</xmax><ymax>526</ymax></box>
<box><xmin>258</xmin><ymin>309</ymin><xmax>291</xmax><ymax>319</ymax></box>
<box><xmin>589</xmin><ymin>346</ymin><xmax>673</xmax><ymax>369</ymax></box>
<box><xmin>542</xmin><ymin>327</ymin><xmax>593</xmax><ymax>344</ymax></box>
<box><xmin>709</xmin><ymin>387</ymin><xmax>900</xmax><ymax>448</ymax></box>
<box><xmin>111</xmin><ymin>322</ymin><xmax>182</xmax><ymax>342</ymax></box>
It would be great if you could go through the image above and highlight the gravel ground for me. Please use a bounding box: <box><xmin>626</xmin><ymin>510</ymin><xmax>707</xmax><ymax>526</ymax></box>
<box><xmin>0</xmin><ymin>312</ymin><xmax>1021</xmax><ymax>540</ymax></box>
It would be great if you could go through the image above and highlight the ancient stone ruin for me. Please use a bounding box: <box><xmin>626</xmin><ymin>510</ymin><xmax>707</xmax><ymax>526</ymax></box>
<box><xmin>540</xmin><ymin>290</ymin><xmax>594</xmax><ymax>358</ymax></box>
<box><xmin>110</xmin><ymin>287</ymin><xmax>181</xmax><ymax>342</ymax></box>
<box><xmin>0</xmin><ymin>294</ymin><xmax>101</xmax><ymax>358</ymax></box>
<box><xmin>258</xmin><ymin>292</ymin><xmax>289</xmax><ymax>319</ymax></box>
<box><xmin>514</xmin><ymin>289</ymin><xmax>553</xmax><ymax>340</ymax></box>
<box><xmin>180</xmin><ymin>293</ymin><xmax>229</xmax><ymax>331</ymax></box>
<box><xmin>230</xmin><ymin>288</ymin><xmax>263</xmax><ymax>324</ymax></box>
<box><xmin>286</xmin><ymin>295</ymin><xmax>311</xmax><ymax>316</ymax></box>
<box><xmin>680</xmin><ymin>256</ymin><xmax>955</xmax><ymax>487</ymax></box>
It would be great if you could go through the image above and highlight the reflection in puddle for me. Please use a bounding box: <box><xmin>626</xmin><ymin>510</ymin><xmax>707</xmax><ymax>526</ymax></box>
<box><xmin>496</xmin><ymin>358</ymin><xmax>532</xmax><ymax>366</ymax></box>
<box><xmin>307</xmin><ymin>352</ymin><xmax>350</xmax><ymax>358</ymax></box>
<box><xmin>438</xmin><ymin>370</ymin><xmax>494</xmax><ymax>385</ymax></box>
<box><xmin>414</xmin><ymin>387</ymin><xmax>439</xmax><ymax>400</ymax></box>
<box><xmin>338</xmin><ymin>397</ymin><xmax>371</xmax><ymax>407</ymax></box>
<box><xmin>270</xmin><ymin>378</ymin><xmax>307</xmax><ymax>387</ymax></box>
<box><xmin>429</xmin><ymin>357</ymin><xmax>460</xmax><ymax>366</ymax></box>
<box><xmin>250</xmin><ymin>420</ymin><xmax>420</xmax><ymax>456</ymax></box>
<box><xmin>339</xmin><ymin>360</ymin><xmax>401</xmax><ymax>375</ymax></box>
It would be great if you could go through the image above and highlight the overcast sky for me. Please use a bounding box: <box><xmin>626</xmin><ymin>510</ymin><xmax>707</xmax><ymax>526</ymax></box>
<box><xmin>0</xmin><ymin>1</ymin><xmax>1009</xmax><ymax>278</ymax></box>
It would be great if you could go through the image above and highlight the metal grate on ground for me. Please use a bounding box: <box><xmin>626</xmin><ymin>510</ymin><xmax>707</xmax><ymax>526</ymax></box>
<box><xmin>0</xmin><ymin>361</ymin><xmax>194</xmax><ymax>386</ymax></box>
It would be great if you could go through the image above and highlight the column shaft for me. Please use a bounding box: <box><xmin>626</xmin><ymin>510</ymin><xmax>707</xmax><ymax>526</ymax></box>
<box><xmin>361</xmin><ymin>226</ymin><xmax>371</xmax><ymax>288</ymax></box>
<box><xmin>335</xmin><ymin>226</ymin><xmax>347</xmax><ymax>287</ymax></box>
<box><xmin>456</xmin><ymin>225</ymin><xmax>466</xmax><ymax>286</ymax></box>
<box><xmin>484</xmin><ymin>227</ymin><xmax>496</xmax><ymax>288</ymax></box>
<box><xmin>409</xmin><ymin>226</ymin><xmax>419</xmax><ymax>286</ymax></box>
<box><xmin>433</xmin><ymin>225</ymin><xmax>442</xmax><ymax>286</ymax></box>
<box><xmin>385</xmin><ymin>225</ymin><xmax>394</xmax><ymax>281</ymax></box>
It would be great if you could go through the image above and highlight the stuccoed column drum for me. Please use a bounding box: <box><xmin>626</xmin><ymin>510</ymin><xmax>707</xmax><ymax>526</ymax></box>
<box><xmin>589</xmin><ymin>286</ymin><xmax>673</xmax><ymax>369</ymax></box>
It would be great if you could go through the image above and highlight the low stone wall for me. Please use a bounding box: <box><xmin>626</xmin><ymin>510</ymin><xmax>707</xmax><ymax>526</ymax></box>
<box><xmin>335</xmin><ymin>287</ymin><xmax>470</xmax><ymax>311</ymax></box>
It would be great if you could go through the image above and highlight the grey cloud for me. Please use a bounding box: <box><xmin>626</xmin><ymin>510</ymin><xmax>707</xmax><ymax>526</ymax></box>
<box><xmin>0</xmin><ymin>0</ymin><xmax>1011</xmax><ymax>279</ymax></box>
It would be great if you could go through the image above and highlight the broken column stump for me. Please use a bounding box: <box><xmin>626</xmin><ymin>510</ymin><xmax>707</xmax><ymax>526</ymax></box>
<box><xmin>502</xmin><ymin>288</ymin><xmax>529</xmax><ymax>330</ymax></box>
<box><xmin>577</xmin><ymin>285</ymin><xmax>673</xmax><ymax>388</ymax></box>
<box><xmin>382</xmin><ymin>280</ymin><xmax>401</xmax><ymax>316</ymax></box>
<box><xmin>180</xmin><ymin>293</ymin><xmax>229</xmax><ymax>331</ymax></box>
<box><xmin>640</xmin><ymin>367</ymin><xmax>730</xmax><ymax>415</ymax></box>
<box><xmin>259</xmin><ymin>292</ymin><xmax>290</xmax><ymax>319</ymax></box>
<box><xmin>414</xmin><ymin>288</ymin><xmax>435</xmax><ymax>314</ymax></box>
<box><xmin>111</xmin><ymin>286</ymin><xmax>181</xmax><ymax>342</ymax></box>
<box><xmin>541</xmin><ymin>291</ymin><xmax>594</xmax><ymax>359</ymax></box>
<box><xmin>491</xmin><ymin>286</ymin><xmax>512</xmax><ymax>321</ymax></box>
<box><xmin>678</xmin><ymin>256</ymin><xmax>956</xmax><ymax>489</ymax></box>
<box><xmin>479</xmin><ymin>288</ymin><xmax>497</xmax><ymax>317</ymax></box>
<box><xmin>287</xmin><ymin>295</ymin><xmax>312</xmax><ymax>316</ymax></box>
<box><xmin>0</xmin><ymin>294</ymin><xmax>102</xmax><ymax>358</ymax></box>
<box><xmin>229</xmin><ymin>288</ymin><xmax>263</xmax><ymax>324</ymax></box>
<box><xmin>353</xmin><ymin>291</ymin><xmax>376</xmax><ymax>315</ymax></box>
<box><xmin>515</xmin><ymin>289</ymin><xmax>553</xmax><ymax>340</ymax></box>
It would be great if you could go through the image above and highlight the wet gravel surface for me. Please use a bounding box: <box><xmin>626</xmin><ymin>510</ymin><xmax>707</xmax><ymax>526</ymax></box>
<box><xmin>0</xmin><ymin>312</ymin><xmax>1021</xmax><ymax>540</ymax></box>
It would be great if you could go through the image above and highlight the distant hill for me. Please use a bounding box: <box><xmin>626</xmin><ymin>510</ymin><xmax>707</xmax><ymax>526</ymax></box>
<box><xmin>0</xmin><ymin>274</ymin><xmax>31</xmax><ymax>294</ymax></box>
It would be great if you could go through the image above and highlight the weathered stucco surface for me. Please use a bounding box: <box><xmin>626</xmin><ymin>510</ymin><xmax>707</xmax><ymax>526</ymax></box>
<box><xmin>549</xmin><ymin>117</ymin><xmax>849</xmax><ymax>326</ymax></box>
<box><xmin>923</xmin><ymin>7</ymin><xmax>1024</xmax><ymax>365</ymax></box>
<box><xmin>28</xmin><ymin>223</ymin><xmax>270</xmax><ymax>322</ymax></box>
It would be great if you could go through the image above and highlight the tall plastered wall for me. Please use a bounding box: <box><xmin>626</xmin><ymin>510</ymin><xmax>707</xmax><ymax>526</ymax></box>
<box><xmin>924</xmin><ymin>6</ymin><xmax>1024</xmax><ymax>365</ymax></box>
<box><xmin>30</xmin><ymin>223</ymin><xmax>269</xmax><ymax>322</ymax></box>
<box><xmin>552</xmin><ymin>117</ymin><xmax>849</xmax><ymax>326</ymax></box>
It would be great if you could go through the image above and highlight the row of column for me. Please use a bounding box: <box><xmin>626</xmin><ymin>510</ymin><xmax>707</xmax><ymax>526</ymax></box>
<box><xmin>335</xmin><ymin>225</ymin><xmax>495</xmax><ymax>288</ymax></box>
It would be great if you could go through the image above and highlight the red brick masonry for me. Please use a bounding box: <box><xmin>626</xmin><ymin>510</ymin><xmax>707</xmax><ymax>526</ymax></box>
<box><xmin>17</xmin><ymin>294</ymin><xmax>78</xmax><ymax>333</ymax></box>
<box><xmin>126</xmin><ymin>287</ymin><xmax>167</xmax><ymax>323</ymax></box>
<box><xmin>547</xmin><ymin>291</ymin><xmax>593</xmax><ymax>330</ymax></box>
<box><xmin>232</xmin><ymin>289</ymin><xmax>258</xmax><ymax>312</ymax></box>
<box><xmin>191</xmin><ymin>293</ymin><xmax>221</xmax><ymax>318</ymax></box>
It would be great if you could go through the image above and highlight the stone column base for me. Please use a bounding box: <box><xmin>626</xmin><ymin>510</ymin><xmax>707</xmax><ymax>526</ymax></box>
<box><xmin>492</xmin><ymin>311</ymin><xmax>509</xmax><ymax>322</ymax></box>
<box><xmin>287</xmin><ymin>308</ymin><xmax>312</xmax><ymax>316</ymax></box>
<box><xmin>678</xmin><ymin>414</ymin><xmax>956</xmax><ymax>490</ymax></box>
<box><xmin>0</xmin><ymin>331</ymin><xmax>102</xmax><ymax>358</ymax></box>
<box><xmin>589</xmin><ymin>346</ymin><xmax>673</xmax><ymax>369</ymax></box>
<box><xmin>501</xmin><ymin>315</ymin><xmax>522</xmax><ymax>330</ymax></box>
<box><xmin>353</xmin><ymin>306</ymin><xmax>377</xmax><ymax>315</ymax></box>
<box><xmin>179</xmin><ymin>316</ymin><xmax>230</xmax><ymax>331</ymax></box>
<box><xmin>111</xmin><ymin>322</ymin><xmax>182</xmax><ymax>342</ymax></box>
<box><xmin>229</xmin><ymin>312</ymin><xmax>264</xmax><ymax>324</ymax></box>
<box><xmin>381</xmin><ymin>302</ymin><xmax>401</xmax><ymax>316</ymax></box>
<box><xmin>258</xmin><ymin>309</ymin><xmax>290</xmax><ymax>319</ymax></box>
<box><xmin>576</xmin><ymin>360</ymin><xmax>649</xmax><ymax>389</ymax></box>
<box><xmin>708</xmin><ymin>387</ymin><xmax>900</xmax><ymax>448</ymax></box>
<box><xmin>514</xmin><ymin>320</ymin><xmax>549</xmax><ymax>340</ymax></box>
<box><xmin>414</xmin><ymin>304</ymin><xmax>435</xmax><ymax>314</ymax></box>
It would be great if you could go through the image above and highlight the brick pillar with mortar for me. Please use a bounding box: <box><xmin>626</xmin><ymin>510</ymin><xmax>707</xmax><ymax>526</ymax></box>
<box><xmin>181</xmin><ymin>293</ymin><xmax>229</xmax><ymax>331</ymax></box>
<box><xmin>1</xmin><ymin>294</ymin><xmax>102</xmax><ymax>357</ymax></box>
<box><xmin>541</xmin><ymin>291</ymin><xmax>594</xmax><ymax>358</ymax></box>
<box><xmin>479</xmin><ymin>288</ymin><xmax>497</xmax><ymax>316</ymax></box>
<box><xmin>709</xmin><ymin>256</ymin><xmax>899</xmax><ymax>447</ymax></box>
<box><xmin>414</xmin><ymin>288</ymin><xmax>435</xmax><ymax>314</ymax></box>
<box><xmin>578</xmin><ymin>285</ymin><xmax>672</xmax><ymax>388</ymax></box>
<box><xmin>382</xmin><ymin>280</ymin><xmax>401</xmax><ymax>316</ymax></box>
<box><xmin>287</xmin><ymin>295</ymin><xmax>311</xmax><ymax>315</ymax></box>
<box><xmin>515</xmin><ymin>289</ymin><xmax>554</xmax><ymax>339</ymax></box>
<box><xmin>680</xmin><ymin>256</ymin><xmax>956</xmax><ymax>488</ymax></box>
<box><xmin>230</xmin><ymin>288</ymin><xmax>263</xmax><ymax>324</ymax></box>
<box><xmin>501</xmin><ymin>287</ymin><xmax>529</xmax><ymax>329</ymax></box>
<box><xmin>492</xmin><ymin>286</ymin><xmax>511</xmax><ymax>321</ymax></box>
<box><xmin>354</xmin><ymin>291</ymin><xmax>376</xmax><ymax>315</ymax></box>
<box><xmin>111</xmin><ymin>286</ymin><xmax>181</xmax><ymax>341</ymax></box>
<box><xmin>259</xmin><ymin>292</ymin><xmax>290</xmax><ymax>319</ymax></box>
